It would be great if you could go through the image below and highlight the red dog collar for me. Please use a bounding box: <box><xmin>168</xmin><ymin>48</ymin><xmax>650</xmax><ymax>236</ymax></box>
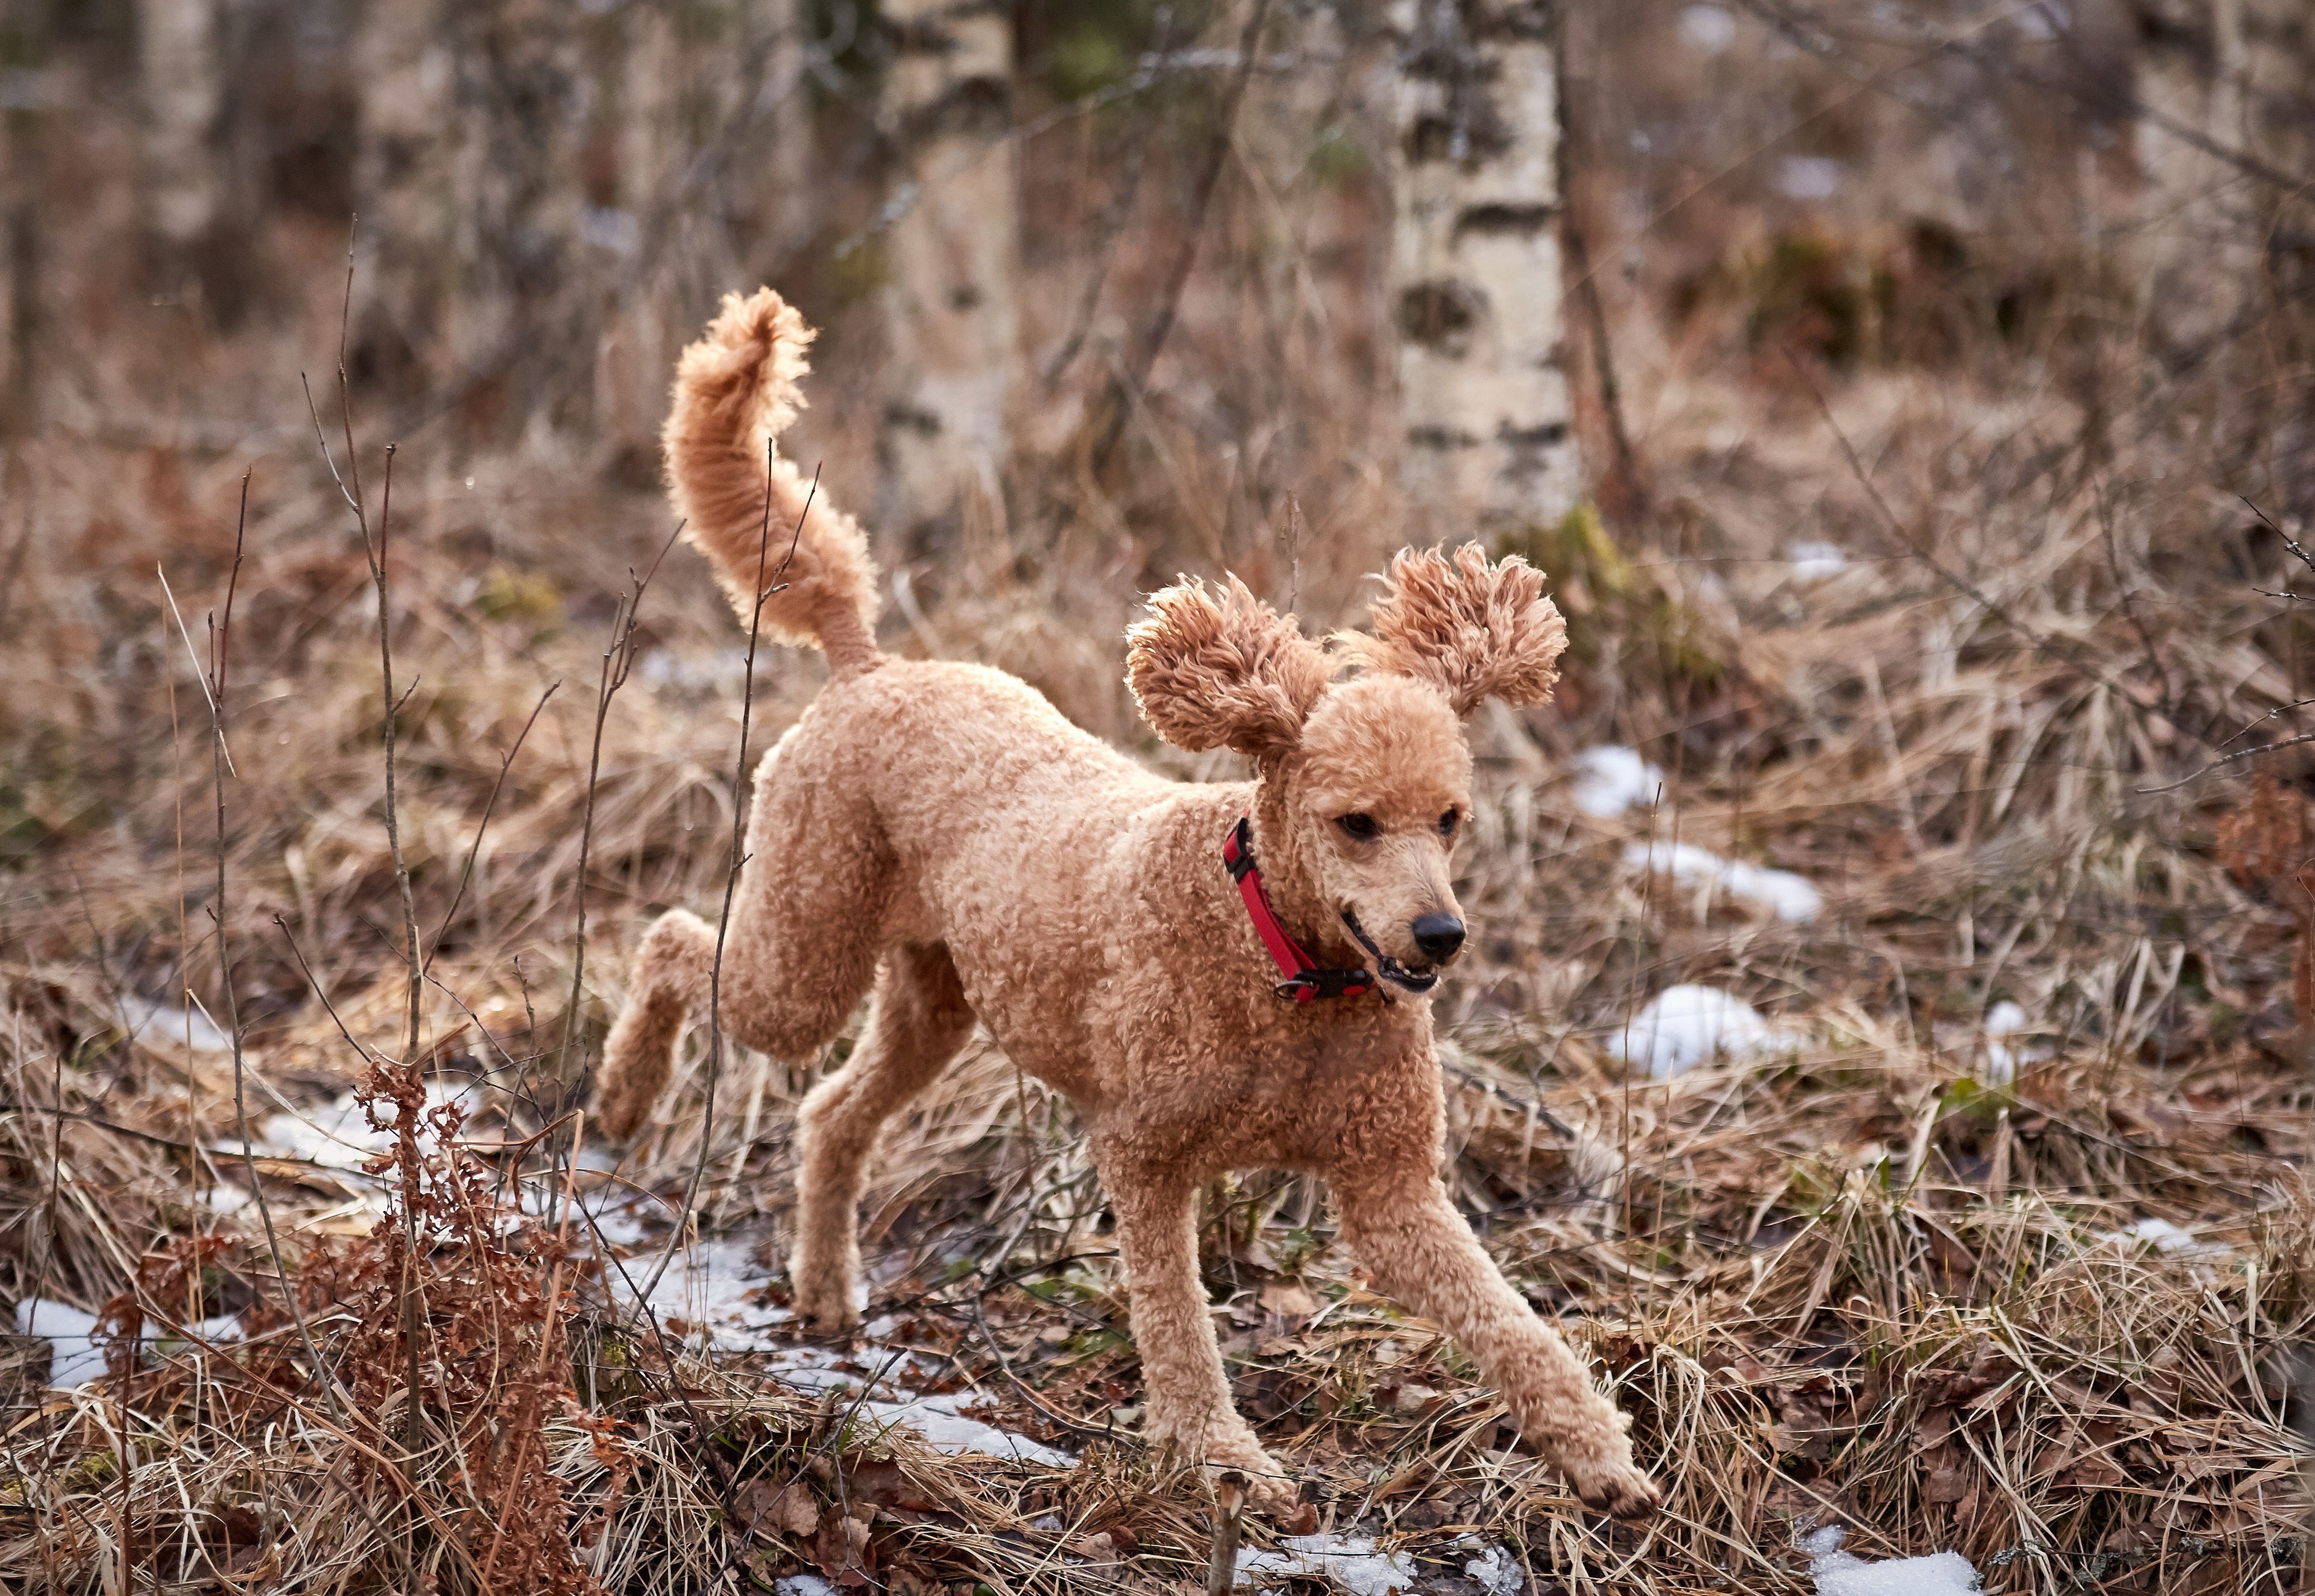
<box><xmin>1222</xmin><ymin>816</ymin><xmax>1374</xmax><ymax>1002</ymax></box>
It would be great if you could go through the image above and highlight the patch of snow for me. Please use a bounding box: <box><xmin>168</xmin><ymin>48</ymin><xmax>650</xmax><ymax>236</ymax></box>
<box><xmin>1787</xmin><ymin>540</ymin><xmax>1849</xmax><ymax>580</ymax></box>
<box><xmin>121</xmin><ymin>998</ymin><xmax>232</xmax><ymax>1054</ymax></box>
<box><xmin>1805</xmin><ymin>1524</ymin><xmax>1983</xmax><ymax>1596</ymax></box>
<box><xmin>237</xmin><ymin>1079</ymin><xmax>483</xmax><ymax>1173</ymax></box>
<box><xmin>1679</xmin><ymin>4</ymin><xmax>1736</xmax><ymax>53</ymax></box>
<box><xmin>1237</xmin><ymin>1533</ymin><xmax>1418</xmax><ymax>1596</ymax></box>
<box><xmin>631</xmin><ymin>1238</ymin><xmax>796</xmax><ymax>1352</ymax></box>
<box><xmin>2112</xmin><ymin>1217</ymin><xmax>2229</xmax><ymax>1261</ymax></box>
<box><xmin>861</xmin><ymin>1392</ymin><xmax>1076</xmax><ymax>1467</ymax></box>
<box><xmin>609</xmin><ymin>1234</ymin><xmax>1074</xmax><ymax>1469</ymax></box>
<box><xmin>16</xmin><ymin>1298</ymin><xmax>107</xmax><ymax>1390</ymax></box>
<box><xmin>1461</xmin><ymin>1541</ymin><xmax>1525</xmax><ymax>1596</ymax></box>
<box><xmin>1624</xmin><ymin>839</ymin><xmax>1824</xmax><ymax>922</ymax></box>
<box><xmin>1612</xmin><ymin>984</ymin><xmax>1802</xmax><ymax>1080</ymax></box>
<box><xmin>1569</xmin><ymin>745</ymin><xmax>1664</xmax><ymax>818</ymax></box>
<box><xmin>1978</xmin><ymin>1001</ymin><xmax>2045</xmax><ymax>1085</ymax></box>
<box><xmin>1777</xmin><ymin>156</ymin><xmax>1844</xmax><ymax>201</ymax></box>
<box><xmin>776</xmin><ymin>1576</ymin><xmax>837</xmax><ymax>1596</ymax></box>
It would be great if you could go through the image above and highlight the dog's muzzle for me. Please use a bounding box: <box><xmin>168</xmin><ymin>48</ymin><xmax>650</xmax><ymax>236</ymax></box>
<box><xmin>1340</xmin><ymin>911</ymin><xmax>1441</xmax><ymax>994</ymax></box>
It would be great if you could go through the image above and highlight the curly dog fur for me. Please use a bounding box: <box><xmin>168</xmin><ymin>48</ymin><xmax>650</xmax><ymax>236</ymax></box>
<box><xmin>595</xmin><ymin>287</ymin><xmax>1660</xmax><ymax>1519</ymax></box>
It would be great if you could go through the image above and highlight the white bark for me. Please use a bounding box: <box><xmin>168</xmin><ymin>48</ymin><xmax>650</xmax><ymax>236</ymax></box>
<box><xmin>352</xmin><ymin>0</ymin><xmax>460</xmax><ymax>379</ymax></box>
<box><xmin>1387</xmin><ymin>0</ymin><xmax>1576</xmax><ymax>534</ymax></box>
<box><xmin>878</xmin><ymin>0</ymin><xmax>1018</xmax><ymax>536</ymax></box>
<box><xmin>138</xmin><ymin>0</ymin><xmax>221</xmax><ymax>248</ymax></box>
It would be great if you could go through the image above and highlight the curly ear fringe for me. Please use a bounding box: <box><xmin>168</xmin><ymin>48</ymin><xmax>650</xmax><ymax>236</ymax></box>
<box><xmin>1125</xmin><ymin>575</ymin><xmax>1330</xmax><ymax>757</ymax></box>
<box><xmin>1357</xmin><ymin>544</ymin><xmax>1568</xmax><ymax>715</ymax></box>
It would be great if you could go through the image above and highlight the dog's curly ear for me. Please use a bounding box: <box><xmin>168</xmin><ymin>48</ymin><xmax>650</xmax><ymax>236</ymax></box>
<box><xmin>1359</xmin><ymin>544</ymin><xmax>1568</xmax><ymax>715</ymax></box>
<box><xmin>1126</xmin><ymin>575</ymin><xmax>1329</xmax><ymax>758</ymax></box>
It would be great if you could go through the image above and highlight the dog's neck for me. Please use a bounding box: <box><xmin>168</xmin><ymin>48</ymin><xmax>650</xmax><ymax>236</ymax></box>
<box><xmin>1246</xmin><ymin>778</ymin><xmax>1361</xmax><ymax>970</ymax></box>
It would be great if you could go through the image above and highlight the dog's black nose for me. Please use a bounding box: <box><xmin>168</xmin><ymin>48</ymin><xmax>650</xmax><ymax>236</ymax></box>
<box><xmin>1411</xmin><ymin>914</ymin><xmax>1465</xmax><ymax>961</ymax></box>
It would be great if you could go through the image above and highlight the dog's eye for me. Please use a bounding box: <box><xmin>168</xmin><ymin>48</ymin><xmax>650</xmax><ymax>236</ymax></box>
<box><xmin>1439</xmin><ymin>809</ymin><xmax>1459</xmax><ymax>837</ymax></box>
<box><xmin>1335</xmin><ymin>813</ymin><xmax>1379</xmax><ymax>841</ymax></box>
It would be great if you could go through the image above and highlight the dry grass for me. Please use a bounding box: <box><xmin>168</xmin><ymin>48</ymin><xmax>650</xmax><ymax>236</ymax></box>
<box><xmin>6</xmin><ymin>2</ymin><xmax>2315</xmax><ymax>1592</ymax></box>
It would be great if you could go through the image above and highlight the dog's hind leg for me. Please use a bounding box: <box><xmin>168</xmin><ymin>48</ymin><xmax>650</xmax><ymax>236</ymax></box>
<box><xmin>1098</xmin><ymin>1153</ymin><xmax>1295</xmax><ymax>1513</ymax></box>
<box><xmin>788</xmin><ymin>942</ymin><xmax>975</xmax><ymax>1332</ymax></box>
<box><xmin>595</xmin><ymin>734</ymin><xmax>893</xmax><ymax>1142</ymax></box>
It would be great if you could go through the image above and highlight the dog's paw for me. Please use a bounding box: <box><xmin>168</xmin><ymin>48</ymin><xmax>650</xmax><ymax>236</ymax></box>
<box><xmin>1559</xmin><ymin>1451</ymin><xmax>1661</xmax><ymax>1521</ymax></box>
<box><xmin>1200</xmin><ymin>1437</ymin><xmax>1298</xmax><ymax>1518</ymax></box>
<box><xmin>788</xmin><ymin>1273</ymin><xmax>863</xmax><ymax>1337</ymax></box>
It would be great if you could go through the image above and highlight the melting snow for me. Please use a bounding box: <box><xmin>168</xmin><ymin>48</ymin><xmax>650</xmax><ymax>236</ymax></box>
<box><xmin>1624</xmin><ymin>839</ymin><xmax>1825</xmax><ymax>922</ymax></box>
<box><xmin>1777</xmin><ymin>156</ymin><xmax>1844</xmax><ymax>201</ymax></box>
<box><xmin>860</xmin><ymin>1392</ymin><xmax>1075</xmax><ymax>1467</ymax></box>
<box><xmin>1787</xmin><ymin>540</ymin><xmax>1849</xmax><ymax>580</ymax></box>
<box><xmin>1236</xmin><ymin>1534</ymin><xmax>1417</xmax><ymax>1596</ymax></box>
<box><xmin>775</xmin><ymin>1577</ymin><xmax>837</xmax><ymax>1596</ymax></box>
<box><xmin>1570</xmin><ymin>745</ymin><xmax>1664</xmax><ymax>818</ymax></box>
<box><xmin>1457</xmin><ymin>1539</ymin><xmax>1525</xmax><ymax>1596</ymax></box>
<box><xmin>16</xmin><ymin>1295</ymin><xmax>251</xmax><ymax>1391</ymax></box>
<box><xmin>611</xmin><ymin>1236</ymin><xmax>1074</xmax><ymax>1467</ymax></box>
<box><xmin>1805</xmin><ymin>1525</ymin><xmax>1983</xmax><ymax>1596</ymax></box>
<box><xmin>2098</xmin><ymin>1216</ymin><xmax>2231</xmax><ymax>1265</ymax></box>
<box><xmin>121</xmin><ymin>997</ymin><xmax>232</xmax><ymax>1054</ymax></box>
<box><xmin>16</xmin><ymin>1298</ymin><xmax>106</xmax><ymax>1390</ymax></box>
<box><xmin>234</xmin><ymin>1079</ymin><xmax>485</xmax><ymax>1173</ymax></box>
<box><xmin>1612</xmin><ymin>984</ymin><xmax>1802</xmax><ymax>1079</ymax></box>
<box><xmin>1978</xmin><ymin>999</ymin><xmax>2042</xmax><ymax>1085</ymax></box>
<box><xmin>1679</xmin><ymin>3</ymin><xmax>1736</xmax><ymax>53</ymax></box>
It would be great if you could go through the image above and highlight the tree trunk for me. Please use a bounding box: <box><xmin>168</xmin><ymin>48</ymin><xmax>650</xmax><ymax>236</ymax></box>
<box><xmin>351</xmin><ymin>0</ymin><xmax>463</xmax><ymax>393</ymax></box>
<box><xmin>138</xmin><ymin>0</ymin><xmax>222</xmax><ymax>278</ymax></box>
<box><xmin>877</xmin><ymin>0</ymin><xmax>1018</xmax><ymax>543</ymax></box>
<box><xmin>1387</xmin><ymin>0</ymin><xmax>1577</xmax><ymax>537</ymax></box>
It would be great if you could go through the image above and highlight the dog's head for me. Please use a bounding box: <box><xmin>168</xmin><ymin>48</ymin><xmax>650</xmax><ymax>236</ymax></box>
<box><xmin>1126</xmin><ymin>545</ymin><xmax>1567</xmax><ymax>995</ymax></box>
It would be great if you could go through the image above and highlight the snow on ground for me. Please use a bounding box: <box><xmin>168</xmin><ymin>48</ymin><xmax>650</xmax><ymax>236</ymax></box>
<box><xmin>1569</xmin><ymin>745</ymin><xmax>1665</xmax><ymax>818</ymax></box>
<box><xmin>774</xmin><ymin>1576</ymin><xmax>837</xmax><ymax>1596</ymax></box>
<box><xmin>1624</xmin><ymin>839</ymin><xmax>1824</xmax><ymax>922</ymax></box>
<box><xmin>1976</xmin><ymin>1000</ymin><xmax>2051</xmax><ymax>1085</ymax></box>
<box><xmin>1802</xmin><ymin>1525</ymin><xmax>1983</xmax><ymax>1596</ymax></box>
<box><xmin>16</xmin><ymin>1298</ymin><xmax>106</xmax><ymax>1390</ymax></box>
<box><xmin>1236</xmin><ymin>1533</ymin><xmax>1417</xmax><ymax>1596</ymax></box>
<box><xmin>16</xmin><ymin>1296</ymin><xmax>246</xmax><ymax>1391</ymax></box>
<box><xmin>2093</xmin><ymin>1216</ymin><xmax>2231</xmax><ymax>1269</ymax></box>
<box><xmin>1787</xmin><ymin>541</ymin><xmax>1851</xmax><ymax>580</ymax></box>
<box><xmin>860</xmin><ymin>1392</ymin><xmax>1076</xmax><ymax>1467</ymax></box>
<box><xmin>608</xmin><ymin>1229</ymin><xmax>1074</xmax><ymax>1467</ymax></box>
<box><xmin>232</xmin><ymin>1078</ymin><xmax>485</xmax><ymax>1173</ymax></box>
<box><xmin>1678</xmin><ymin>3</ymin><xmax>1736</xmax><ymax>53</ymax></box>
<box><xmin>1455</xmin><ymin>1538</ymin><xmax>1525</xmax><ymax>1596</ymax></box>
<box><xmin>1610</xmin><ymin>984</ymin><xmax>1803</xmax><ymax>1079</ymax></box>
<box><xmin>120</xmin><ymin>996</ymin><xmax>232</xmax><ymax>1054</ymax></box>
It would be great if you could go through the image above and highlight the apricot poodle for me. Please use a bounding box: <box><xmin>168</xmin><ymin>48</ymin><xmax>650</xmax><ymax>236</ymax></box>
<box><xmin>594</xmin><ymin>288</ymin><xmax>1660</xmax><ymax>1519</ymax></box>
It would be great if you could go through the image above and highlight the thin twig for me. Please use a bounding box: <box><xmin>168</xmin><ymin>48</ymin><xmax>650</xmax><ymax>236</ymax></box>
<box><xmin>424</xmin><ymin>679</ymin><xmax>561</xmax><ymax>973</ymax></box>
<box><xmin>631</xmin><ymin>458</ymin><xmax>814</xmax><ymax>1318</ymax></box>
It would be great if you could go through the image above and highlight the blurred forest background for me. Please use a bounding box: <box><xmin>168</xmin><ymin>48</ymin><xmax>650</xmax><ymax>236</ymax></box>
<box><xmin>5</xmin><ymin>1</ymin><xmax>2315</xmax><ymax>1592</ymax></box>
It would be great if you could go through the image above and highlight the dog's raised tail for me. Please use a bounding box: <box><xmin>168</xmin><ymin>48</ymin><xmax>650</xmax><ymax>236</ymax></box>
<box><xmin>663</xmin><ymin>288</ymin><xmax>882</xmax><ymax>677</ymax></box>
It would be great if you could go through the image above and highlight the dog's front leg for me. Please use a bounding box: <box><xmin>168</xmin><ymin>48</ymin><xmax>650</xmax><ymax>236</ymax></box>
<box><xmin>1100</xmin><ymin>1152</ymin><xmax>1296</xmax><ymax>1513</ymax></box>
<box><xmin>1338</xmin><ymin>1173</ymin><xmax>1660</xmax><ymax>1518</ymax></box>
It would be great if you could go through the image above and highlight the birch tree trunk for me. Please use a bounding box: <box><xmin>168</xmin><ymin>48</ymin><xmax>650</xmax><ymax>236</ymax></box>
<box><xmin>138</xmin><ymin>0</ymin><xmax>221</xmax><ymax>270</ymax></box>
<box><xmin>2131</xmin><ymin>0</ymin><xmax>2257</xmax><ymax>352</ymax></box>
<box><xmin>877</xmin><ymin>0</ymin><xmax>1018</xmax><ymax>541</ymax></box>
<box><xmin>352</xmin><ymin>0</ymin><xmax>461</xmax><ymax>391</ymax></box>
<box><xmin>1387</xmin><ymin>0</ymin><xmax>1577</xmax><ymax>536</ymax></box>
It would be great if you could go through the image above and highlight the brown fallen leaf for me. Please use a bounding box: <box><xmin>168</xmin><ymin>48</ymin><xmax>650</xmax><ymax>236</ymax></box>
<box><xmin>734</xmin><ymin>1477</ymin><xmax>818</xmax><ymax>1538</ymax></box>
